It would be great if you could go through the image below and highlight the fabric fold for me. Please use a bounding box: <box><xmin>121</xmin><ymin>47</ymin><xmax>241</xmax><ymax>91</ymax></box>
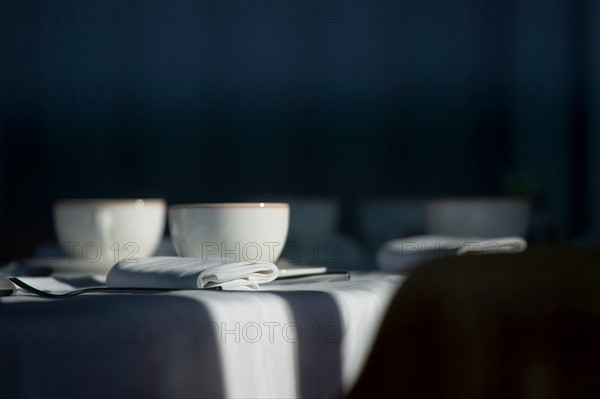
<box><xmin>377</xmin><ymin>235</ymin><xmax>528</xmax><ymax>272</ymax></box>
<box><xmin>106</xmin><ymin>257</ymin><xmax>279</xmax><ymax>290</ymax></box>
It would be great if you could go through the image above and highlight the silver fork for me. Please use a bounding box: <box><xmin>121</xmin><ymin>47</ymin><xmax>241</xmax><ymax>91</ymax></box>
<box><xmin>0</xmin><ymin>274</ymin><xmax>221</xmax><ymax>298</ymax></box>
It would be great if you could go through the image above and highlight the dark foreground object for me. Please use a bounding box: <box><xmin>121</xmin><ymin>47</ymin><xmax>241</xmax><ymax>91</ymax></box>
<box><xmin>350</xmin><ymin>249</ymin><xmax>600</xmax><ymax>399</ymax></box>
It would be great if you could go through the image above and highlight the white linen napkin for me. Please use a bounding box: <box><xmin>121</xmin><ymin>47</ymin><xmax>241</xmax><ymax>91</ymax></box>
<box><xmin>377</xmin><ymin>235</ymin><xmax>528</xmax><ymax>272</ymax></box>
<box><xmin>106</xmin><ymin>257</ymin><xmax>279</xmax><ymax>290</ymax></box>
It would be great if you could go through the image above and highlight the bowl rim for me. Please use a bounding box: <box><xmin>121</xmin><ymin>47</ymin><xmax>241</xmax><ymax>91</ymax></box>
<box><xmin>169</xmin><ymin>203</ymin><xmax>289</xmax><ymax>210</ymax></box>
<box><xmin>54</xmin><ymin>199</ymin><xmax>166</xmax><ymax>208</ymax></box>
<box><xmin>425</xmin><ymin>196</ymin><xmax>531</xmax><ymax>205</ymax></box>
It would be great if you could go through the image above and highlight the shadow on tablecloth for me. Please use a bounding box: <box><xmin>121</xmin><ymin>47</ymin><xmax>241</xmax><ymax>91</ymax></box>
<box><xmin>0</xmin><ymin>295</ymin><xmax>225</xmax><ymax>399</ymax></box>
<box><xmin>269</xmin><ymin>290</ymin><xmax>344</xmax><ymax>398</ymax></box>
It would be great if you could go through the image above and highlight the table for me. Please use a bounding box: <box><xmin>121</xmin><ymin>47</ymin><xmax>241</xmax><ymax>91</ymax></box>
<box><xmin>0</xmin><ymin>273</ymin><xmax>402</xmax><ymax>398</ymax></box>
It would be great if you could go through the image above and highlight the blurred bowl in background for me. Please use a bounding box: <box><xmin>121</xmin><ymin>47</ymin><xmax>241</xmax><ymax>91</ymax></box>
<box><xmin>424</xmin><ymin>197</ymin><xmax>531</xmax><ymax>237</ymax></box>
<box><xmin>286</xmin><ymin>198</ymin><xmax>340</xmax><ymax>243</ymax></box>
<box><xmin>357</xmin><ymin>198</ymin><xmax>425</xmax><ymax>248</ymax></box>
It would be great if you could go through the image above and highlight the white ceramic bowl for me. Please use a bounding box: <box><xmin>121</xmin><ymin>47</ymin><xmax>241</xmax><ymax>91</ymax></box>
<box><xmin>169</xmin><ymin>203</ymin><xmax>289</xmax><ymax>262</ymax></box>
<box><xmin>54</xmin><ymin>199</ymin><xmax>167</xmax><ymax>265</ymax></box>
<box><xmin>424</xmin><ymin>198</ymin><xmax>531</xmax><ymax>238</ymax></box>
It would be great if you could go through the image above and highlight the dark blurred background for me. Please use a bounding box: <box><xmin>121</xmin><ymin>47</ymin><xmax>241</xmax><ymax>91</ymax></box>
<box><xmin>1</xmin><ymin>0</ymin><xmax>599</xmax><ymax>261</ymax></box>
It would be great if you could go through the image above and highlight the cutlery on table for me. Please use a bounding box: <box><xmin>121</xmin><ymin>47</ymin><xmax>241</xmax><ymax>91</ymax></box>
<box><xmin>0</xmin><ymin>274</ymin><xmax>222</xmax><ymax>298</ymax></box>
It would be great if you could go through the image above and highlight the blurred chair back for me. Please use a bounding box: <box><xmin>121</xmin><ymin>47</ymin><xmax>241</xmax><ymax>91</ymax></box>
<box><xmin>349</xmin><ymin>249</ymin><xmax>600</xmax><ymax>399</ymax></box>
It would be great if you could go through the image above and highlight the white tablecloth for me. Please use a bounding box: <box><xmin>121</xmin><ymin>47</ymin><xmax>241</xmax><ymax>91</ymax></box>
<box><xmin>0</xmin><ymin>272</ymin><xmax>402</xmax><ymax>398</ymax></box>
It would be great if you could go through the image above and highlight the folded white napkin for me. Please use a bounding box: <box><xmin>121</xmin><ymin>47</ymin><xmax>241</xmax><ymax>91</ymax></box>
<box><xmin>377</xmin><ymin>235</ymin><xmax>528</xmax><ymax>272</ymax></box>
<box><xmin>106</xmin><ymin>257</ymin><xmax>279</xmax><ymax>290</ymax></box>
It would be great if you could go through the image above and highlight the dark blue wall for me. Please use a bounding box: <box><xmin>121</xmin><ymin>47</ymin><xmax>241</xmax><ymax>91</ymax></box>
<box><xmin>0</xmin><ymin>1</ymin><xmax>597</xmax><ymax>259</ymax></box>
